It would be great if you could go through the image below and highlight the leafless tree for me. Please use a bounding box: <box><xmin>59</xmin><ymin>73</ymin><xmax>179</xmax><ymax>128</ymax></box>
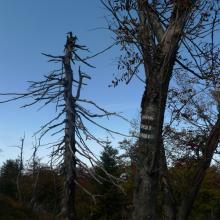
<box><xmin>0</xmin><ymin>33</ymin><xmax>127</xmax><ymax>220</ymax></box>
<box><xmin>101</xmin><ymin>0</ymin><xmax>220</xmax><ymax>219</ymax></box>
<box><xmin>9</xmin><ymin>135</ymin><xmax>25</xmax><ymax>203</ymax></box>
<box><xmin>29</xmin><ymin>138</ymin><xmax>40</xmax><ymax>209</ymax></box>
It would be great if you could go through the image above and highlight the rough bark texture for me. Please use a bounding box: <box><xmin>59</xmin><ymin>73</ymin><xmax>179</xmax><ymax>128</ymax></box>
<box><xmin>63</xmin><ymin>48</ymin><xmax>77</xmax><ymax>220</ymax></box>
<box><xmin>132</xmin><ymin>2</ymin><xmax>193</xmax><ymax>219</ymax></box>
<box><xmin>133</xmin><ymin>82</ymin><xmax>166</xmax><ymax>220</ymax></box>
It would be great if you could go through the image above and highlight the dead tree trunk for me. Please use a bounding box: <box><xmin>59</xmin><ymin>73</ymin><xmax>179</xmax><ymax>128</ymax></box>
<box><xmin>62</xmin><ymin>34</ymin><xmax>77</xmax><ymax>220</ymax></box>
<box><xmin>30</xmin><ymin>140</ymin><xmax>40</xmax><ymax>209</ymax></box>
<box><xmin>16</xmin><ymin>136</ymin><xmax>24</xmax><ymax>203</ymax></box>
<box><xmin>0</xmin><ymin>32</ymin><xmax>124</xmax><ymax>220</ymax></box>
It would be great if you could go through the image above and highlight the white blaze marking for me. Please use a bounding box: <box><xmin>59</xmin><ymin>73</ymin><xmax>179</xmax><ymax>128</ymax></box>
<box><xmin>142</xmin><ymin>115</ymin><xmax>154</xmax><ymax>121</ymax></box>
<box><xmin>140</xmin><ymin>133</ymin><xmax>154</xmax><ymax>140</ymax></box>
<box><xmin>141</xmin><ymin>124</ymin><xmax>153</xmax><ymax>131</ymax></box>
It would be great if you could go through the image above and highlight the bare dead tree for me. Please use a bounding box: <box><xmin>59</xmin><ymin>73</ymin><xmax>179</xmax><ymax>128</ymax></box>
<box><xmin>17</xmin><ymin>136</ymin><xmax>24</xmax><ymax>203</ymax></box>
<box><xmin>29</xmin><ymin>138</ymin><xmax>40</xmax><ymax>209</ymax></box>
<box><xmin>101</xmin><ymin>0</ymin><xmax>220</xmax><ymax>219</ymax></box>
<box><xmin>9</xmin><ymin>135</ymin><xmax>25</xmax><ymax>203</ymax></box>
<box><xmin>0</xmin><ymin>33</ymin><xmax>128</xmax><ymax>220</ymax></box>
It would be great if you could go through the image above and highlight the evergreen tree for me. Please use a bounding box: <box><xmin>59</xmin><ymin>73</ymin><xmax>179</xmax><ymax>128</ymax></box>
<box><xmin>100</xmin><ymin>142</ymin><xmax>119</xmax><ymax>175</ymax></box>
<box><xmin>92</xmin><ymin>141</ymin><xmax>125</xmax><ymax>220</ymax></box>
<box><xmin>0</xmin><ymin>160</ymin><xmax>20</xmax><ymax>198</ymax></box>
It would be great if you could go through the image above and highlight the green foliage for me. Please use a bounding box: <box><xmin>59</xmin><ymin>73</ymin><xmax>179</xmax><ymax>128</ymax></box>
<box><xmin>100</xmin><ymin>142</ymin><xmax>120</xmax><ymax>175</ymax></box>
<box><xmin>169</xmin><ymin>162</ymin><xmax>220</xmax><ymax>219</ymax></box>
<box><xmin>1</xmin><ymin>155</ymin><xmax>220</xmax><ymax>219</ymax></box>
<box><xmin>189</xmin><ymin>166</ymin><xmax>220</xmax><ymax>220</ymax></box>
<box><xmin>0</xmin><ymin>160</ymin><xmax>63</xmax><ymax>219</ymax></box>
<box><xmin>0</xmin><ymin>160</ymin><xmax>19</xmax><ymax>198</ymax></box>
<box><xmin>91</xmin><ymin>142</ymin><xmax>126</xmax><ymax>220</ymax></box>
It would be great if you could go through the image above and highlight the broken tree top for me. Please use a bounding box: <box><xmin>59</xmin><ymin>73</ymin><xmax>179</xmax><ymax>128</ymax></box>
<box><xmin>64</xmin><ymin>32</ymin><xmax>77</xmax><ymax>54</ymax></box>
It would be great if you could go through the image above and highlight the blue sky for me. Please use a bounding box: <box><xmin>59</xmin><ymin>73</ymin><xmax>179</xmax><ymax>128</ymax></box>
<box><xmin>0</xmin><ymin>0</ymin><xmax>144</xmax><ymax>165</ymax></box>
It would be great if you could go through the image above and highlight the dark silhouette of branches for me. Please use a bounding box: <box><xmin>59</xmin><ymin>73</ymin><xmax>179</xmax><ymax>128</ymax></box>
<box><xmin>0</xmin><ymin>32</ymin><xmax>128</xmax><ymax>220</ymax></box>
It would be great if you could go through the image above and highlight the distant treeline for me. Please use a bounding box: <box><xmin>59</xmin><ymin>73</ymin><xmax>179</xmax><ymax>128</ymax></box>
<box><xmin>0</xmin><ymin>143</ymin><xmax>220</xmax><ymax>220</ymax></box>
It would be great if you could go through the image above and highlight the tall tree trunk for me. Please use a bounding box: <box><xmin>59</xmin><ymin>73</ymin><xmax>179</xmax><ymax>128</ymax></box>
<box><xmin>30</xmin><ymin>141</ymin><xmax>39</xmax><ymax>209</ymax></box>
<box><xmin>17</xmin><ymin>137</ymin><xmax>24</xmax><ymax>203</ymax></box>
<box><xmin>63</xmin><ymin>50</ymin><xmax>77</xmax><ymax>220</ymax></box>
<box><xmin>132</xmin><ymin>2</ymin><xmax>194</xmax><ymax>218</ymax></box>
<box><xmin>133</xmin><ymin>72</ymin><xmax>170</xmax><ymax>220</ymax></box>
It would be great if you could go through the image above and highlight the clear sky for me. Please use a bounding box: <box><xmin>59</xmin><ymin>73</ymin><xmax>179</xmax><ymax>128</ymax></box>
<box><xmin>0</xmin><ymin>0</ymin><xmax>144</xmax><ymax>165</ymax></box>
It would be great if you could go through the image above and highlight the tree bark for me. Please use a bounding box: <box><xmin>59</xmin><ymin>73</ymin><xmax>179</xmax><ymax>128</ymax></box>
<box><xmin>133</xmin><ymin>88</ymin><xmax>164</xmax><ymax>219</ymax></box>
<box><xmin>132</xmin><ymin>3</ymin><xmax>194</xmax><ymax>219</ymax></box>
<box><xmin>63</xmin><ymin>50</ymin><xmax>77</xmax><ymax>220</ymax></box>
